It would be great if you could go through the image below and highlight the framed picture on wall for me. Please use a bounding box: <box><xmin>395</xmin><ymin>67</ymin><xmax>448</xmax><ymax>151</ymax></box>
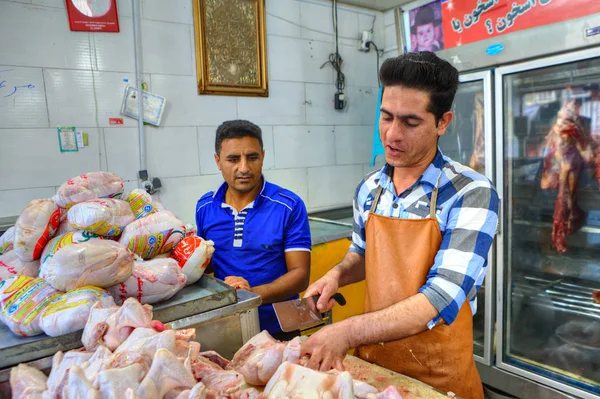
<box><xmin>192</xmin><ymin>0</ymin><xmax>268</xmax><ymax>97</ymax></box>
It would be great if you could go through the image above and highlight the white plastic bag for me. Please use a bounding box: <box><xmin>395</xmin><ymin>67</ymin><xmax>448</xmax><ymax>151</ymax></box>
<box><xmin>68</xmin><ymin>199</ymin><xmax>135</xmax><ymax>237</ymax></box>
<box><xmin>40</xmin><ymin>286</ymin><xmax>115</xmax><ymax>337</ymax></box>
<box><xmin>107</xmin><ymin>258</ymin><xmax>187</xmax><ymax>305</ymax></box>
<box><xmin>39</xmin><ymin>239</ymin><xmax>134</xmax><ymax>291</ymax></box>
<box><xmin>53</xmin><ymin>172</ymin><xmax>124</xmax><ymax>209</ymax></box>
<box><xmin>0</xmin><ymin>226</ymin><xmax>15</xmax><ymax>255</ymax></box>
<box><xmin>119</xmin><ymin>211</ymin><xmax>185</xmax><ymax>259</ymax></box>
<box><xmin>170</xmin><ymin>236</ymin><xmax>214</xmax><ymax>285</ymax></box>
<box><xmin>0</xmin><ymin>251</ymin><xmax>40</xmax><ymax>282</ymax></box>
<box><xmin>14</xmin><ymin>199</ymin><xmax>61</xmax><ymax>261</ymax></box>
<box><xmin>41</xmin><ymin>231</ymin><xmax>100</xmax><ymax>266</ymax></box>
<box><xmin>0</xmin><ymin>276</ymin><xmax>61</xmax><ymax>336</ymax></box>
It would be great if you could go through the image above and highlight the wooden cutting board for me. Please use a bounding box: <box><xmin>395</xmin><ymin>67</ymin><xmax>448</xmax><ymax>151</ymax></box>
<box><xmin>343</xmin><ymin>355</ymin><xmax>452</xmax><ymax>399</ymax></box>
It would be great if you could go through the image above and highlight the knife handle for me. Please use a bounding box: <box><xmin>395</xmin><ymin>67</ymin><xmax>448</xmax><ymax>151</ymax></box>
<box><xmin>312</xmin><ymin>293</ymin><xmax>346</xmax><ymax>306</ymax></box>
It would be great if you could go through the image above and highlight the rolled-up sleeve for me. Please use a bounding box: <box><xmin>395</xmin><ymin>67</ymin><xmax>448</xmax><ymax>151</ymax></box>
<box><xmin>419</xmin><ymin>181</ymin><xmax>499</xmax><ymax>328</ymax></box>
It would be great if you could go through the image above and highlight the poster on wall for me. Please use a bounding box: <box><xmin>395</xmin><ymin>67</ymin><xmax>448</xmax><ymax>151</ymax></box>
<box><xmin>441</xmin><ymin>0</ymin><xmax>600</xmax><ymax>49</ymax></box>
<box><xmin>66</xmin><ymin>0</ymin><xmax>120</xmax><ymax>32</ymax></box>
<box><xmin>409</xmin><ymin>2</ymin><xmax>445</xmax><ymax>52</ymax></box>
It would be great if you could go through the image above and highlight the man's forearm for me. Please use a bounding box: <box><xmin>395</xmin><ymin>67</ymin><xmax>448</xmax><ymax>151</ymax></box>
<box><xmin>343</xmin><ymin>293</ymin><xmax>439</xmax><ymax>348</ymax></box>
<box><xmin>331</xmin><ymin>251</ymin><xmax>366</xmax><ymax>287</ymax></box>
<box><xmin>252</xmin><ymin>268</ymin><xmax>309</xmax><ymax>304</ymax></box>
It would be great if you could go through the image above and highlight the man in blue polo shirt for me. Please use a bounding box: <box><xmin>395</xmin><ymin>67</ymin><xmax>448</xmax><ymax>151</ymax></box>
<box><xmin>195</xmin><ymin>120</ymin><xmax>312</xmax><ymax>340</ymax></box>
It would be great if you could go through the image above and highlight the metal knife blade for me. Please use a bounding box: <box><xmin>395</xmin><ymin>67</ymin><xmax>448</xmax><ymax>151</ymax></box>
<box><xmin>273</xmin><ymin>293</ymin><xmax>346</xmax><ymax>333</ymax></box>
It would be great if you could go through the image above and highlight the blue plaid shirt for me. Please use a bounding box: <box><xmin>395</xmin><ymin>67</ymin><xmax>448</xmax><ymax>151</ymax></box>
<box><xmin>350</xmin><ymin>149</ymin><xmax>499</xmax><ymax>329</ymax></box>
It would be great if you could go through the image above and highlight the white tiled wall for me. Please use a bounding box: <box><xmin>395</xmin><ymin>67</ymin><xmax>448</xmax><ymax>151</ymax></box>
<box><xmin>0</xmin><ymin>0</ymin><xmax>387</xmax><ymax>221</ymax></box>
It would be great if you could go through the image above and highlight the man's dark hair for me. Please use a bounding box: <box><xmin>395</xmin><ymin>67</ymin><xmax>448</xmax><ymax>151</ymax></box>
<box><xmin>215</xmin><ymin>119</ymin><xmax>263</xmax><ymax>154</ymax></box>
<box><xmin>379</xmin><ymin>52</ymin><xmax>459</xmax><ymax>125</ymax></box>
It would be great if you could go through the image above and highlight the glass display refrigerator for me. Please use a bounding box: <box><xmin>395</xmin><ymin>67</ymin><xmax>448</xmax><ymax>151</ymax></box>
<box><xmin>439</xmin><ymin>71</ymin><xmax>495</xmax><ymax>364</ymax></box>
<box><xmin>495</xmin><ymin>47</ymin><xmax>600</xmax><ymax>399</ymax></box>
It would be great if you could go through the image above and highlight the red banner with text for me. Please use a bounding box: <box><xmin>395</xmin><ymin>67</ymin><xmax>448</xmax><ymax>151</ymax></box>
<box><xmin>440</xmin><ymin>0</ymin><xmax>600</xmax><ymax>49</ymax></box>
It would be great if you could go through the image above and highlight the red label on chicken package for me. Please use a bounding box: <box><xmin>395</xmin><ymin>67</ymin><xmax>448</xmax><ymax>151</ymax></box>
<box><xmin>171</xmin><ymin>236</ymin><xmax>203</xmax><ymax>267</ymax></box>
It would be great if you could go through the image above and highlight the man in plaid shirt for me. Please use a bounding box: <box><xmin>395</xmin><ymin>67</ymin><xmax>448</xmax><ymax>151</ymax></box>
<box><xmin>301</xmin><ymin>52</ymin><xmax>498</xmax><ymax>399</ymax></box>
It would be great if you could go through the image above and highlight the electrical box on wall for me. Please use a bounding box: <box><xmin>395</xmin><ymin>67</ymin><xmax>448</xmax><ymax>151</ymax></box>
<box><xmin>334</xmin><ymin>92</ymin><xmax>346</xmax><ymax>110</ymax></box>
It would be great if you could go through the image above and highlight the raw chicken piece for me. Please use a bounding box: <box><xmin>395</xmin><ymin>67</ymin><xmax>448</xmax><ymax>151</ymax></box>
<box><xmin>231</xmin><ymin>388</ymin><xmax>263</xmax><ymax>399</ymax></box>
<box><xmin>95</xmin><ymin>363</ymin><xmax>148</xmax><ymax>398</ymax></box>
<box><xmin>173</xmin><ymin>383</ymin><xmax>209</xmax><ymax>399</ymax></box>
<box><xmin>82</xmin><ymin>345</ymin><xmax>114</xmax><ymax>382</ymax></box>
<box><xmin>263</xmin><ymin>362</ymin><xmax>355</xmax><ymax>399</ymax></box>
<box><xmin>136</xmin><ymin>349</ymin><xmax>197</xmax><ymax>398</ymax></box>
<box><xmin>366</xmin><ymin>386</ymin><xmax>404</xmax><ymax>399</ymax></box>
<box><xmin>46</xmin><ymin>350</ymin><xmax>94</xmax><ymax>398</ymax></box>
<box><xmin>40</xmin><ymin>286</ymin><xmax>115</xmax><ymax>337</ymax></box>
<box><xmin>328</xmin><ymin>370</ymin><xmax>378</xmax><ymax>398</ymax></box>
<box><xmin>14</xmin><ymin>199</ymin><xmax>60</xmax><ymax>261</ymax></box>
<box><xmin>282</xmin><ymin>336</ymin><xmax>302</xmax><ymax>364</ymax></box>
<box><xmin>10</xmin><ymin>363</ymin><xmax>47</xmax><ymax>399</ymax></box>
<box><xmin>174</xmin><ymin>340</ymin><xmax>201</xmax><ymax>360</ymax></box>
<box><xmin>107</xmin><ymin>258</ymin><xmax>187</xmax><ymax>305</ymax></box>
<box><xmin>40</xmin><ymin>238</ymin><xmax>134</xmax><ymax>291</ymax></box>
<box><xmin>199</xmin><ymin>350</ymin><xmax>230</xmax><ymax>369</ymax></box>
<box><xmin>82</xmin><ymin>298</ymin><xmax>153</xmax><ymax>351</ymax></box>
<box><xmin>115</xmin><ymin>328</ymin><xmax>177</xmax><ymax>358</ymax></box>
<box><xmin>63</xmin><ymin>365</ymin><xmax>100</xmax><ymax>399</ymax></box>
<box><xmin>125</xmin><ymin>388</ymin><xmax>141</xmax><ymax>399</ymax></box>
<box><xmin>227</xmin><ymin>330</ymin><xmax>285</xmax><ymax>385</ymax></box>
<box><xmin>196</xmin><ymin>368</ymin><xmax>248</xmax><ymax>394</ymax></box>
<box><xmin>0</xmin><ymin>250</ymin><xmax>40</xmax><ymax>281</ymax></box>
<box><xmin>53</xmin><ymin>171</ymin><xmax>124</xmax><ymax>209</ymax></box>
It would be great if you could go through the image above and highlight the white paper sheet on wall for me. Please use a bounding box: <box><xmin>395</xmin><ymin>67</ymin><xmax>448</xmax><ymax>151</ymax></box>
<box><xmin>121</xmin><ymin>85</ymin><xmax>166</xmax><ymax>126</ymax></box>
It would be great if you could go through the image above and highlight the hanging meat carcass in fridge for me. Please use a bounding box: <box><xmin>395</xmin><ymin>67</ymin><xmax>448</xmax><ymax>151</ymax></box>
<box><xmin>469</xmin><ymin>93</ymin><xmax>485</xmax><ymax>174</ymax></box>
<box><xmin>540</xmin><ymin>100</ymin><xmax>595</xmax><ymax>253</ymax></box>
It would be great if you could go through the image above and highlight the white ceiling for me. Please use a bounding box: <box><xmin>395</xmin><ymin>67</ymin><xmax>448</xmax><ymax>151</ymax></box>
<box><xmin>337</xmin><ymin>0</ymin><xmax>414</xmax><ymax>11</ymax></box>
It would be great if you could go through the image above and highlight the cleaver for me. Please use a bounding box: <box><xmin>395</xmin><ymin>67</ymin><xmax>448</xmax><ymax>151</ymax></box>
<box><xmin>273</xmin><ymin>293</ymin><xmax>347</xmax><ymax>332</ymax></box>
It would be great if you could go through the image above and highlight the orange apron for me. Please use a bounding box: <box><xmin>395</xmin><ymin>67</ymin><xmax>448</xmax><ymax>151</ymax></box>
<box><xmin>356</xmin><ymin>177</ymin><xmax>483</xmax><ymax>399</ymax></box>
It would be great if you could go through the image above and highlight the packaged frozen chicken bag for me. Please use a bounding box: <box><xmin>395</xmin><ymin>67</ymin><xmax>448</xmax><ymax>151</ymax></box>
<box><xmin>0</xmin><ymin>226</ymin><xmax>15</xmax><ymax>255</ymax></box>
<box><xmin>0</xmin><ymin>251</ymin><xmax>40</xmax><ymax>282</ymax></box>
<box><xmin>67</xmin><ymin>199</ymin><xmax>135</xmax><ymax>237</ymax></box>
<box><xmin>119</xmin><ymin>211</ymin><xmax>185</xmax><ymax>259</ymax></box>
<box><xmin>122</xmin><ymin>189</ymin><xmax>164</xmax><ymax>219</ymax></box>
<box><xmin>170</xmin><ymin>236</ymin><xmax>214</xmax><ymax>285</ymax></box>
<box><xmin>14</xmin><ymin>199</ymin><xmax>61</xmax><ymax>261</ymax></box>
<box><xmin>0</xmin><ymin>276</ymin><xmax>61</xmax><ymax>337</ymax></box>
<box><xmin>53</xmin><ymin>172</ymin><xmax>124</xmax><ymax>209</ymax></box>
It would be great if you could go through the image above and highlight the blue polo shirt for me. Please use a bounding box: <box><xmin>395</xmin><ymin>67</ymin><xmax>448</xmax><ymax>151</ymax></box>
<box><xmin>195</xmin><ymin>178</ymin><xmax>312</xmax><ymax>334</ymax></box>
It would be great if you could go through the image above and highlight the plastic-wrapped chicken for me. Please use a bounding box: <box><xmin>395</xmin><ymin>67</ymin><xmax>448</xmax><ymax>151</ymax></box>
<box><xmin>53</xmin><ymin>172</ymin><xmax>124</xmax><ymax>209</ymax></box>
<box><xmin>0</xmin><ymin>226</ymin><xmax>15</xmax><ymax>255</ymax></box>
<box><xmin>14</xmin><ymin>199</ymin><xmax>61</xmax><ymax>261</ymax></box>
<box><xmin>68</xmin><ymin>199</ymin><xmax>135</xmax><ymax>237</ymax></box>
<box><xmin>40</xmin><ymin>286</ymin><xmax>115</xmax><ymax>336</ymax></box>
<box><xmin>40</xmin><ymin>238</ymin><xmax>134</xmax><ymax>291</ymax></box>
<box><xmin>123</xmin><ymin>189</ymin><xmax>164</xmax><ymax>219</ymax></box>
<box><xmin>0</xmin><ymin>251</ymin><xmax>40</xmax><ymax>282</ymax></box>
<box><xmin>170</xmin><ymin>236</ymin><xmax>214</xmax><ymax>285</ymax></box>
<box><xmin>107</xmin><ymin>258</ymin><xmax>187</xmax><ymax>305</ymax></box>
<box><xmin>0</xmin><ymin>276</ymin><xmax>62</xmax><ymax>336</ymax></box>
<box><xmin>119</xmin><ymin>211</ymin><xmax>186</xmax><ymax>259</ymax></box>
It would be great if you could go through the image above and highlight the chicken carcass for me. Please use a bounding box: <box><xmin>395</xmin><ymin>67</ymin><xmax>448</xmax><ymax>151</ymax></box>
<box><xmin>115</xmin><ymin>328</ymin><xmax>177</xmax><ymax>359</ymax></box>
<box><xmin>46</xmin><ymin>350</ymin><xmax>94</xmax><ymax>398</ymax></box>
<box><xmin>199</xmin><ymin>350</ymin><xmax>231</xmax><ymax>369</ymax></box>
<box><xmin>95</xmin><ymin>363</ymin><xmax>148</xmax><ymax>398</ymax></box>
<box><xmin>541</xmin><ymin>100</ymin><xmax>594</xmax><ymax>253</ymax></box>
<box><xmin>196</xmin><ymin>368</ymin><xmax>248</xmax><ymax>395</ymax></box>
<box><xmin>263</xmin><ymin>361</ymin><xmax>355</xmax><ymax>399</ymax></box>
<box><xmin>53</xmin><ymin>171</ymin><xmax>124</xmax><ymax>209</ymax></box>
<box><xmin>119</xmin><ymin>211</ymin><xmax>186</xmax><ymax>259</ymax></box>
<box><xmin>136</xmin><ymin>348</ymin><xmax>197</xmax><ymax>399</ymax></box>
<box><xmin>173</xmin><ymin>383</ymin><xmax>210</xmax><ymax>399</ymax></box>
<box><xmin>226</xmin><ymin>330</ymin><xmax>285</xmax><ymax>385</ymax></box>
<box><xmin>0</xmin><ymin>225</ymin><xmax>15</xmax><ymax>255</ymax></box>
<box><xmin>82</xmin><ymin>298</ymin><xmax>153</xmax><ymax>351</ymax></box>
<box><xmin>107</xmin><ymin>258</ymin><xmax>187</xmax><ymax>305</ymax></box>
<box><xmin>63</xmin><ymin>365</ymin><xmax>100</xmax><ymax>399</ymax></box>
<box><xmin>40</xmin><ymin>238</ymin><xmax>134</xmax><ymax>291</ymax></box>
<box><xmin>10</xmin><ymin>363</ymin><xmax>47</xmax><ymax>399</ymax></box>
<box><xmin>14</xmin><ymin>199</ymin><xmax>60</xmax><ymax>261</ymax></box>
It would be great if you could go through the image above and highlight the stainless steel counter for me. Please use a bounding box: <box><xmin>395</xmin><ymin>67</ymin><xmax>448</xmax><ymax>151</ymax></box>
<box><xmin>0</xmin><ymin>275</ymin><xmax>241</xmax><ymax>370</ymax></box>
<box><xmin>309</xmin><ymin>210</ymin><xmax>353</xmax><ymax>245</ymax></box>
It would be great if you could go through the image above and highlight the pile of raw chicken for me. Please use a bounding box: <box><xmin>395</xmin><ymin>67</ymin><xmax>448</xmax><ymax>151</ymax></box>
<box><xmin>0</xmin><ymin>171</ymin><xmax>214</xmax><ymax>338</ymax></box>
<box><xmin>10</xmin><ymin>297</ymin><xmax>404</xmax><ymax>399</ymax></box>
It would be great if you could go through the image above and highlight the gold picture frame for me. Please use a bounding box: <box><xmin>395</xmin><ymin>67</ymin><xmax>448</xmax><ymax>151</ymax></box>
<box><xmin>193</xmin><ymin>0</ymin><xmax>268</xmax><ymax>97</ymax></box>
